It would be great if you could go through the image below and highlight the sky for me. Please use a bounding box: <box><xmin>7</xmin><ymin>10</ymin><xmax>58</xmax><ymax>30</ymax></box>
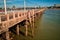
<box><xmin>0</xmin><ymin>0</ymin><xmax>60</xmax><ymax>8</ymax></box>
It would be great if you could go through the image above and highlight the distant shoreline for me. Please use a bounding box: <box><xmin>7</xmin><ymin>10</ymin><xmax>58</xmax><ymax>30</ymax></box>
<box><xmin>47</xmin><ymin>8</ymin><xmax>60</xmax><ymax>10</ymax></box>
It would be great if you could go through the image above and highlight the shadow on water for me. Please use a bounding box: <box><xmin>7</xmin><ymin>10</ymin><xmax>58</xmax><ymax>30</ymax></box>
<box><xmin>19</xmin><ymin>31</ymin><xmax>25</xmax><ymax>36</ymax></box>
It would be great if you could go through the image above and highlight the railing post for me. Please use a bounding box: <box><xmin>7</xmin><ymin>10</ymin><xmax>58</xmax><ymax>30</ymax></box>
<box><xmin>7</xmin><ymin>14</ymin><xmax>9</xmax><ymax>21</ymax></box>
<box><xmin>6</xmin><ymin>14</ymin><xmax>9</xmax><ymax>29</ymax></box>
<box><xmin>21</xmin><ymin>12</ymin><xmax>23</xmax><ymax>17</ymax></box>
<box><xmin>12</xmin><ymin>11</ymin><xmax>16</xmax><ymax>24</ymax></box>
<box><xmin>18</xmin><ymin>12</ymin><xmax>19</xmax><ymax>18</ymax></box>
<box><xmin>28</xmin><ymin>10</ymin><xmax>31</xmax><ymax>24</ymax></box>
<box><xmin>13</xmin><ymin>11</ymin><xmax>15</xmax><ymax>19</ymax></box>
<box><xmin>32</xmin><ymin>9</ymin><xmax>34</xmax><ymax>16</ymax></box>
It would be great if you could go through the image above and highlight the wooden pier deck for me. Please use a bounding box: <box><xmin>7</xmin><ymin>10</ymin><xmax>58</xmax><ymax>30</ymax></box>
<box><xmin>0</xmin><ymin>9</ymin><xmax>45</xmax><ymax>40</ymax></box>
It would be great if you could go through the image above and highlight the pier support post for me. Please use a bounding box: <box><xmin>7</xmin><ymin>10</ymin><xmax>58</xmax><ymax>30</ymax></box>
<box><xmin>25</xmin><ymin>20</ymin><xmax>28</xmax><ymax>36</ymax></box>
<box><xmin>16</xmin><ymin>25</ymin><xmax>19</xmax><ymax>35</ymax></box>
<box><xmin>6</xmin><ymin>29</ymin><xmax>10</xmax><ymax>40</ymax></box>
<box><xmin>32</xmin><ymin>20</ymin><xmax>34</xmax><ymax>37</ymax></box>
<box><xmin>32</xmin><ymin>9</ymin><xmax>34</xmax><ymax>37</ymax></box>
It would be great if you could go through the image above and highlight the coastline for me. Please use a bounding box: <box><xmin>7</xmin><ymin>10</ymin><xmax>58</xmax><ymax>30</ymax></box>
<box><xmin>47</xmin><ymin>8</ymin><xmax>60</xmax><ymax>10</ymax></box>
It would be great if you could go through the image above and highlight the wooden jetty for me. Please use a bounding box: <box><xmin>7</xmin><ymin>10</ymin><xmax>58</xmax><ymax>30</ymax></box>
<box><xmin>0</xmin><ymin>9</ymin><xmax>45</xmax><ymax>40</ymax></box>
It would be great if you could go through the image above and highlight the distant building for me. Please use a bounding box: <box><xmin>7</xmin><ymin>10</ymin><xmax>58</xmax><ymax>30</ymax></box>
<box><xmin>54</xmin><ymin>4</ymin><xmax>60</xmax><ymax>8</ymax></box>
<box><xmin>55</xmin><ymin>4</ymin><xmax>60</xmax><ymax>7</ymax></box>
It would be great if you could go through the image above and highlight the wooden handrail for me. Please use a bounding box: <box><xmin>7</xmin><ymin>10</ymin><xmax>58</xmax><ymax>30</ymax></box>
<box><xmin>0</xmin><ymin>9</ymin><xmax>45</xmax><ymax>23</ymax></box>
<box><xmin>13</xmin><ymin>11</ymin><xmax>15</xmax><ymax>19</ymax></box>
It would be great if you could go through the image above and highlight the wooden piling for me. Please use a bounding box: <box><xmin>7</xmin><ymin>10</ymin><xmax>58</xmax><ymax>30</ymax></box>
<box><xmin>16</xmin><ymin>25</ymin><xmax>19</xmax><ymax>35</ymax></box>
<box><xmin>6</xmin><ymin>29</ymin><xmax>10</xmax><ymax>40</ymax></box>
<box><xmin>32</xmin><ymin>9</ymin><xmax>34</xmax><ymax>37</ymax></box>
<box><xmin>25</xmin><ymin>20</ymin><xmax>28</xmax><ymax>36</ymax></box>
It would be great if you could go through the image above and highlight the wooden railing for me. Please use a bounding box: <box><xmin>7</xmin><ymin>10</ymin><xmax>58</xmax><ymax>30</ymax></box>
<box><xmin>0</xmin><ymin>11</ymin><xmax>27</xmax><ymax>33</ymax></box>
<box><xmin>0</xmin><ymin>9</ymin><xmax>45</xmax><ymax>34</ymax></box>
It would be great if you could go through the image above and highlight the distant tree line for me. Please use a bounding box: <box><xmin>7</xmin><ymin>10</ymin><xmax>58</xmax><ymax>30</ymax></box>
<box><xmin>47</xmin><ymin>4</ymin><xmax>60</xmax><ymax>9</ymax></box>
<box><xmin>0</xmin><ymin>5</ymin><xmax>42</xmax><ymax>11</ymax></box>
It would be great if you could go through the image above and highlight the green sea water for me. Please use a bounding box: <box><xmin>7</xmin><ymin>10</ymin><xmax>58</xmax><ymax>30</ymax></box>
<box><xmin>33</xmin><ymin>9</ymin><xmax>60</xmax><ymax>40</ymax></box>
